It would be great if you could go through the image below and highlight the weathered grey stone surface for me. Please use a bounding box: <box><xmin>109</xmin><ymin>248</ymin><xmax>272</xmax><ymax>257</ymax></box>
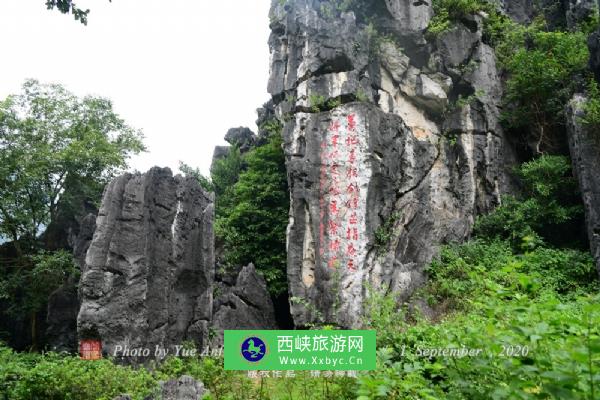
<box><xmin>45</xmin><ymin>277</ymin><xmax>80</xmax><ymax>352</ymax></box>
<box><xmin>268</xmin><ymin>0</ymin><xmax>513</xmax><ymax>327</ymax></box>
<box><xmin>160</xmin><ymin>375</ymin><xmax>206</xmax><ymax>400</ymax></box>
<box><xmin>590</xmin><ymin>29</ymin><xmax>600</xmax><ymax>82</ymax></box>
<box><xmin>566</xmin><ymin>95</ymin><xmax>600</xmax><ymax>276</ymax></box>
<box><xmin>436</xmin><ymin>24</ymin><xmax>480</xmax><ymax>69</ymax></box>
<box><xmin>210</xmin><ymin>146</ymin><xmax>230</xmax><ymax>171</ymax></box>
<box><xmin>113</xmin><ymin>376</ymin><xmax>205</xmax><ymax>400</ymax></box>
<box><xmin>500</xmin><ymin>0</ymin><xmax>534</xmax><ymax>23</ymax></box>
<box><xmin>212</xmin><ymin>263</ymin><xmax>277</xmax><ymax>344</ymax></box>
<box><xmin>46</xmin><ymin>213</ymin><xmax>97</xmax><ymax>352</ymax></box>
<box><xmin>384</xmin><ymin>0</ymin><xmax>433</xmax><ymax>32</ymax></box>
<box><xmin>77</xmin><ymin>167</ymin><xmax>215</xmax><ymax>359</ymax></box>
<box><xmin>224</xmin><ymin>127</ymin><xmax>256</xmax><ymax>152</ymax></box>
<box><xmin>566</xmin><ymin>0</ymin><xmax>598</xmax><ymax>28</ymax></box>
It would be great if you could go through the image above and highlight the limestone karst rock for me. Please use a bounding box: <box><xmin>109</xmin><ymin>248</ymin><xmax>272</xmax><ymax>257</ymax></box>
<box><xmin>589</xmin><ymin>29</ymin><xmax>600</xmax><ymax>82</ymax></box>
<box><xmin>212</xmin><ymin>263</ymin><xmax>277</xmax><ymax>345</ymax></box>
<box><xmin>268</xmin><ymin>0</ymin><xmax>515</xmax><ymax>327</ymax></box>
<box><xmin>566</xmin><ymin>95</ymin><xmax>600</xmax><ymax>277</ymax></box>
<box><xmin>224</xmin><ymin>127</ymin><xmax>257</xmax><ymax>152</ymax></box>
<box><xmin>77</xmin><ymin>167</ymin><xmax>215</xmax><ymax>359</ymax></box>
<box><xmin>46</xmin><ymin>213</ymin><xmax>96</xmax><ymax>351</ymax></box>
<box><xmin>112</xmin><ymin>376</ymin><xmax>205</xmax><ymax>400</ymax></box>
<box><xmin>160</xmin><ymin>375</ymin><xmax>206</xmax><ymax>400</ymax></box>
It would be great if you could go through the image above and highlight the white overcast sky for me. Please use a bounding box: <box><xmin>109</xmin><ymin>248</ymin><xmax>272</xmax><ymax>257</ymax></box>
<box><xmin>0</xmin><ymin>0</ymin><xmax>271</xmax><ymax>175</ymax></box>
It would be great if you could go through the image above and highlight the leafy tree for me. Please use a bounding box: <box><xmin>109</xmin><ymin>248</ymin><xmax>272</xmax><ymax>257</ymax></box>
<box><xmin>0</xmin><ymin>79</ymin><xmax>144</xmax><ymax>348</ymax></box>
<box><xmin>0</xmin><ymin>79</ymin><xmax>145</xmax><ymax>253</ymax></box>
<box><xmin>0</xmin><ymin>250</ymin><xmax>77</xmax><ymax>349</ymax></box>
<box><xmin>215</xmin><ymin>130</ymin><xmax>289</xmax><ymax>295</ymax></box>
<box><xmin>474</xmin><ymin>155</ymin><xmax>583</xmax><ymax>248</ymax></box>
<box><xmin>210</xmin><ymin>145</ymin><xmax>245</xmax><ymax>224</ymax></box>
<box><xmin>45</xmin><ymin>0</ymin><xmax>111</xmax><ymax>25</ymax></box>
<box><xmin>503</xmin><ymin>30</ymin><xmax>589</xmax><ymax>153</ymax></box>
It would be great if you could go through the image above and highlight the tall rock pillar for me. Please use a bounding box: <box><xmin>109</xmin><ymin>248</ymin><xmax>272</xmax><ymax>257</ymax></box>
<box><xmin>269</xmin><ymin>0</ymin><xmax>513</xmax><ymax>327</ymax></box>
<box><xmin>77</xmin><ymin>167</ymin><xmax>214</xmax><ymax>358</ymax></box>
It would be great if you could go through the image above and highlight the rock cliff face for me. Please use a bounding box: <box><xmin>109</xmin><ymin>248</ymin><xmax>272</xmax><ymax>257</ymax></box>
<box><xmin>212</xmin><ymin>263</ymin><xmax>277</xmax><ymax>345</ymax></box>
<box><xmin>46</xmin><ymin>213</ymin><xmax>96</xmax><ymax>351</ymax></box>
<box><xmin>567</xmin><ymin>95</ymin><xmax>600</xmax><ymax>276</ymax></box>
<box><xmin>268</xmin><ymin>0</ymin><xmax>514</xmax><ymax>327</ymax></box>
<box><xmin>77</xmin><ymin>167</ymin><xmax>215</xmax><ymax>358</ymax></box>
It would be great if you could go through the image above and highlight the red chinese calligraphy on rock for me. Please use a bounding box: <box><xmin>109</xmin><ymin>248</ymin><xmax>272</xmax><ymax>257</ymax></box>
<box><xmin>347</xmin><ymin>243</ymin><xmax>357</xmax><ymax>257</ymax></box>
<box><xmin>346</xmin><ymin>227</ymin><xmax>359</xmax><ymax>241</ymax></box>
<box><xmin>347</xmin><ymin>259</ymin><xmax>356</xmax><ymax>271</ymax></box>
<box><xmin>80</xmin><ymin>339</ymin><xmax>102</xmax><ymax>360</ymax></box>
<box><xmin>347</xmin><ymin>114</ymin><xmax>356</xmax><ymax>131</ymax></box>
<box><xmin>330</xmin><ymin>120</ymin><xmax>341</xmax><ymax>132</ymax></box>
<box><xmin>320</xmin><ymin>113</ymin><xmax>363</xmax><ymax>272</ymax></box>
<box><xmin>328</xmin><ymin>220</ymin><xmax>338</xmax><ymax>236</ymax></box>
<box><xmin>346</xmin><ymin>166</ymin><xmax>358</xmax><ymax>178</ymax></box>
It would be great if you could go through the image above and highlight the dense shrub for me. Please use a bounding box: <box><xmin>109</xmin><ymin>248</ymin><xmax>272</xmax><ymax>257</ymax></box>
<box><xmin>215</xmin><ymin>130</ymin><xmax>289</xmax><ymax>295</ymax></box>
<box><xmin>359</xmin><ymin>290</ymin><xmax>600</xmax><ymax>400</ymax></box>
<box><xmin>0</xmin><ymin>345</ymin><xmax>356</xmax><ymax>400</ymax></box>
<box><xmin>503</xmin><ymin>30</ymin><xmax>590</xmax><ymax>150</ymax></box>
<box><xmin>474</xmin><ymin>155</ymin><xmax>583</xmax><ymax>248</ymax></box>
<box><xmin>583</xmin><ymin>79</ymin><xmax>600</xmax><ymax>126</ymax></box>
<box><xmin>423</xmin><ymin>240</ymin><xmax>598</xmax><ymax>309</ymax></box>
<box><xmin>428</xmin><ymin>0</ymin><xmax>493</xmax><ymax>36</ymax></box>
<box><xmin>0</xmin><ymin>347</ymin><xmax>157</xmax><ymax>400</ymax></box>
<box><xmin>359</xmin><ymin>234</ymin><xmax>600</xmax><ymax>399</ymax></box>
<box><xmin>210</xmin><ymin>145</ymin><xmax>245</xmax><ymax>219</ymax></box>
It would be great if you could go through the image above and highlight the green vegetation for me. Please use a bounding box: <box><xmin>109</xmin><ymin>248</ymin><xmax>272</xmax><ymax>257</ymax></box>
<box><xmin>357</xmin><ymin>156</ymin><xmax>599</xmax><ymax>400</ymax></box>
<box><xmin>309</xmin><ymin>94</ymin><xmax>328</xmax><ymax>112</ymax></box>
<box><xmin>180</xmin><ymin>120</ymin><xmax>289</xmax><ymax>296</ymax></box>
<box><xmin>0</xmin><ymin>250</ymin><xmax>78</xmax><ymax>342</ymax></box>
<box><xmin>0</xmin><ymin>79</ymin><xmax>145</xmax><ymax>348</ymax></box>
<box><xmin>0</xmin><ymin>80</ymin><xmax>145</xmax><ymax>250</ymax></box>
<box><xmin>374</xmin><ymin>212</ymin><xmax>401</xmax><ymax>254</ymax></box>
<box><xmin>474</xmin><ymin>155</ymin><xmax>583</xmax><ymax>249</ymax></box>
<box><xmin>428</xmin><ymin>0</ymin><xmax>493</xmax><ymax>37</ymax></box>
<box><xmin>502</xmin><ymin>30</ymin><xmax>590</xmax><ymax>151</ymax></box>
<box><xmin>45</xmin><ymin>0</ymin><xmax>113</xmax><ymax>25</ymax></box>
<box><xmin>0</xmin><ymin>346</ymin><xmax>356</xmax><ymax>400</ymax></box>
<box><xmin>424</xmin><ymin>240</ymin><xmax>597</xmax><ymax>308</ymax></box>
<box><xmin>0</xmin><ymin>347</ymin><xmax>157</xmax><ymax>399</ymax></box>
<box><xmin>45</xmin><ymin>0</ymin><xmax>92</xmax><ymax>25</ymax></box>
<box><xmin>210</xmin><ymin>145</ymin><xmax>244</xmax><ymax>220</ymax></box>
<box><xmin>583</xmin><ymin>79</ymin><xmax>600</xmax><ymax>126</ymax></box>
<box><xmin>214</xmin><ymin>124</ymin><xmax>290</xmax><ymax>295</ymax></box>
<box><xmin>1</xmin><ymin>152</ymin><xmax>598</xmax><ymax>399</ymax></box>
<box><xmin>359</xmin><ymin>276</ymin><xmax>599</xmax><ymax>399</ymax></box>
<box><xmin>428</xmin><ymin>0</ymin><xmax>600</xmax><ymax>148</ymax></box>
<box><xmin>355</xmin><ymin>89</ymin><xmax>369</xmax><ymax>103</ymax></box>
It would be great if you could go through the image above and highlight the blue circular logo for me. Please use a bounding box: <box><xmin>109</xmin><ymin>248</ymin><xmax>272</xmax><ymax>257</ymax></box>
<box><xmin>241</xmin><ymin>336</ymin><xmax>266</xmax><ymax>362</ymax></box>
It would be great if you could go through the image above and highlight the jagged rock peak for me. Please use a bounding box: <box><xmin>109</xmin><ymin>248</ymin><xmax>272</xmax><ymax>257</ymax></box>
<box><xmin>77</xmin><ymin>167</ymin><xmax>215</xmax><ymax>360</ymax></box>
<box><xmin>224</xmin><ymin>127</ymin><xmax>257</xmax><ymax>152</ymax></box>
